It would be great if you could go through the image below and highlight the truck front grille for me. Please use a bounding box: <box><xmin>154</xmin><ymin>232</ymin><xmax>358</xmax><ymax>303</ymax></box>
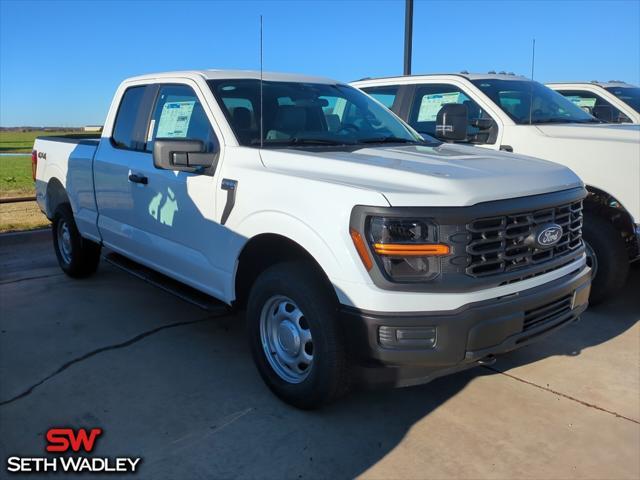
<box><xmin>466</xmin><ymin>200</ymin><xmax>583</xmax><ymax>278</ymax></box>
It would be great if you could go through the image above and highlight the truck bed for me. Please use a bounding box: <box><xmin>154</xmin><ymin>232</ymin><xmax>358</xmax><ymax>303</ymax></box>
<box><xmin>36</xmin><ymin>134</ymin><xmax>101</xmax><ymax>145</ymax></box>
<box><xmin>33</xmin><ymin>135</ymin><xmax>101</xmax><ymax>241</ymax></box>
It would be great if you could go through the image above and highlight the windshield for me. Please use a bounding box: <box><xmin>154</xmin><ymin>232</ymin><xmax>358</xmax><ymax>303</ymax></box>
<box><xmin>471</xmin><ymin>79</ymin><xmax>598</xmax><ymax>125</ymax></box>
<box><xmin>208</xmin><ymin>79</ymin><xmax>430</xmax><ymax>147</ymax></box>
<box><xmin>604</xmin><ymin>86</ymin><xmax>640</xmax><ymax>113</ymax></box>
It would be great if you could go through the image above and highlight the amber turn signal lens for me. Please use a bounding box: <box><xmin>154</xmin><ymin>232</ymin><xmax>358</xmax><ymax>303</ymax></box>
<box><xmin>350</xmin><ymin>228</ymin><xmax>374</xmax><ymax>271</ymax></box>
<box><xmin>373</xmin><ymin>243</ymin><xmax>450</xmax><ymax>256</ymax></box>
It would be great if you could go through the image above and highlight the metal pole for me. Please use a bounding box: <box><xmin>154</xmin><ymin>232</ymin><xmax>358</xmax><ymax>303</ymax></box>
<box><xmin>404</xmin><ymin>0</ymin><xmax>413</xmax><ymax>75</ymax></box>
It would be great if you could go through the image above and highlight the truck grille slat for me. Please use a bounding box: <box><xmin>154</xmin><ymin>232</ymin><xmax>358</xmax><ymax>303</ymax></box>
<box><xmin>466</xmin><ymin>200</ymin><xmax>583</xmax><ymax>278</ymax></box>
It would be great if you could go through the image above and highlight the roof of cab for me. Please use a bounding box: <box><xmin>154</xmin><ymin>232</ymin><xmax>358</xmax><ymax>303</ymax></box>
<box><xmin>124</xmin><ymin>69</ymin><xmax>341</xmax><ymax>85</ymax></box>
<box><xmin>351</xmin><ymin>72</ymin><xmax>530</xmax><ymax>84</ymax></box>
<box><xmin>546</xmin><ymin>81</ymin><xmax>637</xmax><ymax>88</ymax></box>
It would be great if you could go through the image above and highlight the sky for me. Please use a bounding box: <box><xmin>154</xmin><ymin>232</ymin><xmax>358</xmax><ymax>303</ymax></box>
<box><xmin>1</xmin><ymin>0</ymin><xmax>639</xmax><ymax>126</ymax></box>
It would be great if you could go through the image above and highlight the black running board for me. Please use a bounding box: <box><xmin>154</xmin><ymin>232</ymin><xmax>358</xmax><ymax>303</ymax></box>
<box><xmin>104</xmin><ymin>251</ymin><xmax>230</xmax><ymax>313</ymax></box>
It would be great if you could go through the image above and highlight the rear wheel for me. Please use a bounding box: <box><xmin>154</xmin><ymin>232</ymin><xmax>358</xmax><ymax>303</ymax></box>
<box><xmin>582</xmin><ymin>214</ymin><xmax>629</xmax><ymax>305</ymax></box>
<box><xmin>247</xmin><ymin>261</ymin><xmax>349</xmax><ymax>409</ymax></box>
<box><xmin>52</xmin><ymin>204</ymin><xmax>101</xmax><ymax>278</ymax></box>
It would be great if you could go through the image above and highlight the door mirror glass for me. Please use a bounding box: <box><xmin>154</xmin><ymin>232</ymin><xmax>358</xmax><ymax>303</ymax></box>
<box><xmin>435</xmin><ymin>103</ymin><xmax>468</xmax><ymax>141</ymax></box>
<box><xmin>153</xmin><ymin>139</ymin><xmax>218</xmax><ymax>172</ymax></box>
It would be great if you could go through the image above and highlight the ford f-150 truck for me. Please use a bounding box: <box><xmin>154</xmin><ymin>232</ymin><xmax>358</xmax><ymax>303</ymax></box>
<box><xmin>34</xmin><ymin>70</ymin><xmax>590</xmax><ymax>408</ymax></box>
<box><xmin>353</xmin><ymin>73</ymin><xmax>640</xmax><ymax>304</ymax></box>
<box><xmin>547</xmin><ymin>81</ymin><xmax>640</xmax><ymax>124</ymax></box>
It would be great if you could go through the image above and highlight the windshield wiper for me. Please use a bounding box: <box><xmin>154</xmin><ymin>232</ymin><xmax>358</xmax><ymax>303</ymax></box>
<box><xmin>254</xmin><ymin>137</ymin><xmax>353</xmax><ymax>146</ymax></box>
<box><xmin>358</xmin><ymin>136</ymin><xmax>422</xmax><ymax>144</ymax></box>
<box><xmin>251</xmin><ymin>137</ymin><xmax>352</xmax><ymax>147</ymax></box>
<box><xmin>533</xmin><ymin>118</ymin><xmax>583</xmax><ymax>124</ymax></box>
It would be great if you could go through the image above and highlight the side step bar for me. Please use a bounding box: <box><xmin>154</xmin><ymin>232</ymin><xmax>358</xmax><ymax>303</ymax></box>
<box><xmin>104</xmin><ymin>252</ymin><xmax>230</xmax><ymax>313</ymax></box>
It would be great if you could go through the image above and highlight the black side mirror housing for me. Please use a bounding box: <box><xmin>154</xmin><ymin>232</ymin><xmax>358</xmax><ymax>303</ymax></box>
<box><xmin>153</xmin><ymin>139</ymin><xmax>218</xmax><ymax>173</ymax></box>
<box><xmin>435</xmin><ymin>103</ymin><xmax>468</xmax><ymax>141</ymax></box>
<box><xmin>471</xmin><ymin>118</ymin><xmax>495</xmax><ymax>130</ymax></box>
<box><xmin>592</xmin><ymin>105</ymin><xmax>614</xmax><ymax>123</ymax></box>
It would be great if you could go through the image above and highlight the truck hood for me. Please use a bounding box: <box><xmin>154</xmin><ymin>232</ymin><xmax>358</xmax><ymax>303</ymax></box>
<box><xmin>535</xmin><ymin>123</ymin><xmax>640</xmax><ymax>143</ymax></box>
<box><xmin>259</xmin><ymin>143</ymin><xmax>582</xmax><ymax>207</ymax></box>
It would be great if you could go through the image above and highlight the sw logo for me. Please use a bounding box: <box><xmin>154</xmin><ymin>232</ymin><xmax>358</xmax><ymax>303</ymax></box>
<box><xmin>46</xmin><ymin>427</ymin><xmax>102</xmax><ymax>452</ymax></box>
<box><xmin>6</xmin><ymin>427</ymin><xmax>142</xmax><ymax>474</ymax></box>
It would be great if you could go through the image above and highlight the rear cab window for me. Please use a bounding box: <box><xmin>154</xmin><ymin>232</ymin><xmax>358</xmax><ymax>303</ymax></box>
<box><xmin>364</xmin><ymin>86</ymin><xmax>400</xmax><ymax>110</ymax></box>
<box><xmin>112</xmin><ymin>86</ymin><xmax>154</xmax><ymax>150</ymax></box>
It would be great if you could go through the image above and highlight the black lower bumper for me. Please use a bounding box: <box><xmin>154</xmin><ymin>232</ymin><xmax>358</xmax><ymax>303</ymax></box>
<box><xmin>341</xmin><ymin>266</ymin><xmax>591</xmax><ymax>388</ymax></box>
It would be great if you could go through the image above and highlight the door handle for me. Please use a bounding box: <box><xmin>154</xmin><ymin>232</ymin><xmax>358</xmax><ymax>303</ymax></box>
<box><xmin>128</xmin><ymin>173</ymin><xmax>148</xmax><ymax>185</ymax></box>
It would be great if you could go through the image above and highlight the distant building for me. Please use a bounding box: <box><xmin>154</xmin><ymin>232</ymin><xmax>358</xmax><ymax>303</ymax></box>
<box><xmin>83</xmin><ymin>125</ymin><xmax>102</xmax><ymax>132</ymax></box>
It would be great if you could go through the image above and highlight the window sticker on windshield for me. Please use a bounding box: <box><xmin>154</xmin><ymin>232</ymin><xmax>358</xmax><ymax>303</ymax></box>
<box><xmin>565</xmin><ymin>96</ymin><xmax>596</xmax><ymax>109</ymax></box>
<box><xmin>417</xmin><ymin>92</ymin><xmax>460</xmax><ymax>121</ymax></box>
<box><xmin>156</xmin><ymin>101</ymin><xmax>195</xmax><ymax>138</ymax></box>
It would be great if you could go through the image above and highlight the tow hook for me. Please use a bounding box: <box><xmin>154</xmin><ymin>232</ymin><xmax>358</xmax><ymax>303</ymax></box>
<box><xmin>478</xmin><ymin>355</ymin><xmax>496</xmax><ymax>366</ymax></box>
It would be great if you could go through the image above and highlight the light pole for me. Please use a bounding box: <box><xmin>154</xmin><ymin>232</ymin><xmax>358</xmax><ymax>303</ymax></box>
<box><xmin>404</xmin><ymin>0</ymin><xmax>413</xmax><ymax>75</ymax></box>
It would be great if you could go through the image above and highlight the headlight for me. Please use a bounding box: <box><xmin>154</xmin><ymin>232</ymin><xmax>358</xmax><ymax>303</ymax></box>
<box><xmin>359</xmin><ymin>217</ymin><xmax>450</xmax><ymax>282</ymax></box>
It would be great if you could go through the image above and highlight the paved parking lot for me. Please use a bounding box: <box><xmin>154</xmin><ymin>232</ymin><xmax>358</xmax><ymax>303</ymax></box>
<box><xmin>1</xmin><ymin>229</ymin><xmax>639</xmax><ymax>479</ymax></box>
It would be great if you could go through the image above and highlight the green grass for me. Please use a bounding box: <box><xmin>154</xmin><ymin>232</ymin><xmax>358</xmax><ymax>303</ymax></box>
<box><xmin>0</xmin><ymin>155</ymin><xmax>34</xmax><ymax>197</ymax></box>
<box><xmin>0</xmin><ymin>130</ymin><xmax>99</xmax><ymax>153</ymax></box>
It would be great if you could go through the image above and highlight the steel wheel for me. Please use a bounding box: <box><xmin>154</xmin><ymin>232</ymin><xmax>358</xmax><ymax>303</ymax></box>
<box><xmin>259</xmin><ymin>295</ymin><xmax>314</xmax><ymax>384</ymax></box>
<box><xmin>57</xmin><ymin>219</ymin><xmax>72</xmax><ymax>265</ymax></box>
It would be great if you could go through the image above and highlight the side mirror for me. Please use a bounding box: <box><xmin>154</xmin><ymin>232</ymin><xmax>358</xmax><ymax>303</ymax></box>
<box><xmin>435</xmin><ymin>103</ymin><xmax>468</xmax><ymax>141</ymax></box>
<box><xmin>471</xmin><ymin>118</ymin><xmax>495</xmax><ymax>130</ymax></box>
<box><xmin>592</xmin><ymin>105</ymin><xmax>614</xmax><ymax>123</ymax></box>
<box><xmin>617</xmin><ymin>112</ymin><xmax>632</xmax><ymax>123</ymax></box>
<box><xmin>153</xmin><ymin>139</ymin><xmax>218</xmax><ymax>172</ymax></box>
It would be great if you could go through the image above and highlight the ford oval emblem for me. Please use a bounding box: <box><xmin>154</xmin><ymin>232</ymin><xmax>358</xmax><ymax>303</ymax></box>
<box><xmin>536</xmin><ymin>224</ymin><xmax>563</xmax><ymax>248</ymax></box>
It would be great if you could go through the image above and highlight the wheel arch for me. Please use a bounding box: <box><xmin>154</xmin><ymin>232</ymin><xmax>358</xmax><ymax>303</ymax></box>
<box><xmin>45</xmin><ymin>177</ymin><xmax>71</xmax><ymax>219</ymax></box>
<box><xmin>584</xmin><ymin>185</ymin><xmax>637</xmax><ymax>259</ymax></box>
<box><xmin>233</xmin><ymin>233</ymin><xmax>338</xmax><ymax>309</ymax></box>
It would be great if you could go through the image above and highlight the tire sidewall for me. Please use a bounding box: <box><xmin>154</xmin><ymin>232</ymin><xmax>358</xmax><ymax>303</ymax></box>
<box><xmin>247</xmin><ymin>262</ymin><xmax>344</xmax><ymax>408</ymax></box>
<box><xmin>582</xmin><ymin>214</ymin><xmax>629</xmax><ymax>304</ymax></box>
<box><xmin>53</xmin><ymin>205</ymin><xmax>83</xmax><ymax>275</ymax></box>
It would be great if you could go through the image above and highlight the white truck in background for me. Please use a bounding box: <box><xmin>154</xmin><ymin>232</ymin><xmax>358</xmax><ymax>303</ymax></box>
<box><xmin>353</xmin><ymin>73</ymin><xmax>640</xmax><ymax>303</ymax></box>
<box><xmin>34</xmin><ymin>70</ymin><xmax>591</xmax><ymax>408</ymax></box>
<box><xmin>547</xmin><ymin>81</ymin><xmax>640</xmax><ymax>124</ymax></box>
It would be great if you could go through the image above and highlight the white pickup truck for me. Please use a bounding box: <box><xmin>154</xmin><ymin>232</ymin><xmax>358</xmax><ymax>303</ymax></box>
<box><xmin>547</xmin><ymin>81</ymin><xmax>640</xmax><ymax>124</ymax></box>
<box><xmin>35</xmin><ymin>70</ymin><xmax>590</xmax><ymax>408</ymax></box>
<box><xmin>353</xmin><ymin>73</ymin><xmax>640</xmax><ymax>303</ymax></box>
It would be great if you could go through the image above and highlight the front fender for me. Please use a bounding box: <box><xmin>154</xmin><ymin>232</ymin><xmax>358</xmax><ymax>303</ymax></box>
<box><xmin>233</xmin><ymin>210</ymin><xmax>347</xmax><ymax>283</ymax></box>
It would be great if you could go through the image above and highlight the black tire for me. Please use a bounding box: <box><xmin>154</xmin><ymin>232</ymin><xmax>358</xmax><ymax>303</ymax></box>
<box><xmin>247</xmin><ymin>261</ymin><xmax>349</xmax><ymax>409</ymax></box>
<box><xmin>52</xmin><ymin>204</ymin><xmax>101</xmax><ymax>278</ymax></box>
<box><xmin>583</xmin><ymin>214</ymin><xmax>629</xmax><ymax>305</ymax></box>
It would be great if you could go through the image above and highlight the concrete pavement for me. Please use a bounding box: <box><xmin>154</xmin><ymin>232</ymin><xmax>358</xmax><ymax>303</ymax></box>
<box><xmin>1</xmin><ymin>229</ymin><xmax>638</xmax><ymax>479</ymax></box>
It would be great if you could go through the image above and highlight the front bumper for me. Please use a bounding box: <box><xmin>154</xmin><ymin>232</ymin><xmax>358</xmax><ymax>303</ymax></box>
<box><xmin>341</xmin><ymin>266</ymin><xmax>591</xmax><ymax>388</ymax></box>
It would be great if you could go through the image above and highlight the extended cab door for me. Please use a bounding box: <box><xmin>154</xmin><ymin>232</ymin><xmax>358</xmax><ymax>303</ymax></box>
<box><xmin>94</xmin><ymin>85</ymin><xmax>157</xmax><ymax>255</ymax></box>
<box><xmin>94</xmin><ymin>81</ymin><xmax>230</xmax><ymax>299</ymax></box>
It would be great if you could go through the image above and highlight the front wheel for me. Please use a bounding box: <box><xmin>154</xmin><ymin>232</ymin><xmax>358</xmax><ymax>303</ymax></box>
<box><xmin>582</xmin><ymin>214</ymin><xmax>629</xmax><ymax>305</ymax></box>
<box><xmin>52</xmin><ymin>204</ymin><xmax>101</xmax><ymax>278</ymax></box>
<box><xmin>247</xmin><ymin>261</ymin><xmax>349</xmax><ymax>409</ymax></box>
